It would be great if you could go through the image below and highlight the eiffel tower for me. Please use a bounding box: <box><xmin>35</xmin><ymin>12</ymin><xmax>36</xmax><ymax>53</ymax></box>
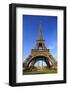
<box><xmin>23</xmin><ymin>23</ymin><xmax>57</xmax><ymax>70</ymax></box>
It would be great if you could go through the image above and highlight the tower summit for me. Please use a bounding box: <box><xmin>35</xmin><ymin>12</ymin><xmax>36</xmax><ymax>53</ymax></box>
<box><xmin>38</xmin><ymin>22</ymin><xmax>44</xmax><ymax>41</ymax></box>
<box><xmin>36</xmin><ymin>22</ymin><xmax>46</xmax><ymax>49</ymax></box>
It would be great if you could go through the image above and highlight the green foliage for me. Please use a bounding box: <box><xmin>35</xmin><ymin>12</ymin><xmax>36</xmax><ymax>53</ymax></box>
<box><xmin>23</xmin><ymin>67</ymin><xmax>57</xmax><ymax>75</ymax></box>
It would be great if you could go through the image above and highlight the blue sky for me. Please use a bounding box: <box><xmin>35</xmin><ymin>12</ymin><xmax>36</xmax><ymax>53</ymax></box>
<box><xmin>23</xmin><ymin>15</ymin><xmax>57</xmax><ymax>61</ymax></box>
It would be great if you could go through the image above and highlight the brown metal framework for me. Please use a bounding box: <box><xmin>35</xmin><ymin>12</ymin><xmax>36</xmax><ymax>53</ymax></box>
<box><xmin>23</xmin><ymin>23</ymin><xmax>57</xmax><ymax>69</ymax></box>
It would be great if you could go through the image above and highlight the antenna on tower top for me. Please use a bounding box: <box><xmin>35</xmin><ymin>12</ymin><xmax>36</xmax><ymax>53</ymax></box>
<box><xmin>38</xmin><ymin>21</ymin><xmax>43</xmax><ymax>40</ymax></box>
<box><xmin>40</xmin><ymin>21</ymin><xmax>42</xmax><ymax>32</ymax></box>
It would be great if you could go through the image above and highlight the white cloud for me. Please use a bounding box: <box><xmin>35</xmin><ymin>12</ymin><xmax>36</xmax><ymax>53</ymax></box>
<box><xmin>47</xmin><ymin>43</ymin><xmax>57</xmax><ymax>50</ymax></box>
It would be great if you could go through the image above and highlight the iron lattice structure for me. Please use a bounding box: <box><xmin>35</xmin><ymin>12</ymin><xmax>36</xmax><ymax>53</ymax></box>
<box><xmin>23</xmin><ymin>23</ymin><xmax>57</xmax><ymax>70</ymax></box>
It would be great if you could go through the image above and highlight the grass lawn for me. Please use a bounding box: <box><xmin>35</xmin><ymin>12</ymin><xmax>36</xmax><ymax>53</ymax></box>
<box><xmin>23</xmin><ymin>68</ymin><xmax>57</xmax><ymax>75</ymax></box>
